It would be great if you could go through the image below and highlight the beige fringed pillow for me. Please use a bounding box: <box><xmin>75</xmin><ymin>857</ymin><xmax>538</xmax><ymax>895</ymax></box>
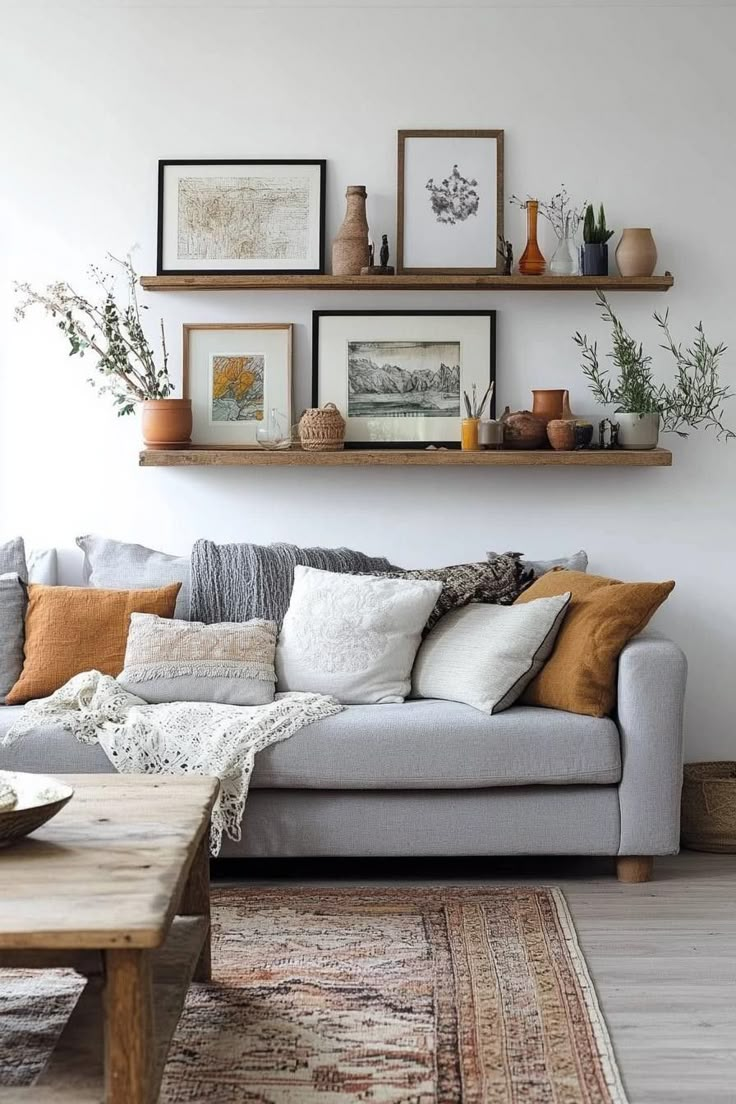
<box><xmin>118</xmin><ymin>613</ymin><xmax>277</xmax><ymax>705</ymax></box>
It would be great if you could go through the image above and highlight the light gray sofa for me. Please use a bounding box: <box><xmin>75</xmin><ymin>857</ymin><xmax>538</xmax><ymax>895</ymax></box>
<box><xmin>0</xmin><ymin>634</ymin><xmax>686</xmax><ymax>881</ymax></box>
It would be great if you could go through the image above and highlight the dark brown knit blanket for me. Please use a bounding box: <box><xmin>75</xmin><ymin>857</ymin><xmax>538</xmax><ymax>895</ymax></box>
<box><xmin>364</xmin><ymin>552</ymin><xmax>531</xmax><ymax>632</ymax></box>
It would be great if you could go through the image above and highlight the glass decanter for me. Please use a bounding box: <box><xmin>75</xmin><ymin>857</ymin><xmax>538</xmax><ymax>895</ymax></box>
<box><xmin>550</xmin><ymin>211</ymin><xmax>581</xmax><ymax>276</ymax></box>
<box><xmin>256</xmin><ymin>407</ymin><xmax>291</xmax><ymax>450</ymax></box>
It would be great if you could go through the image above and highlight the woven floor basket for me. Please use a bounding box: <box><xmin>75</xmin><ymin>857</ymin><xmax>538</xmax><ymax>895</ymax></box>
<box><xmin>681</xmin><ymin>762</ymin><xmax>736</xmax><ymax>852</ymax></box>
<box><xmin>298</xmin><ymin>403</ymin><xmax>346</xmax><ymax>451</ymax></box>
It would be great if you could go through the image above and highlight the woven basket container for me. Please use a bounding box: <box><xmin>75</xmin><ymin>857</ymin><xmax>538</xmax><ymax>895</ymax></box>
<box><xmin>681</xmin><ymin>762</ymin><xmax>736</xmax><ymax>852</ymax></box>
<box><xmin>298</xmin><ymin>403</ymin><xmax>346</xmax><ymax>451</ymax></box>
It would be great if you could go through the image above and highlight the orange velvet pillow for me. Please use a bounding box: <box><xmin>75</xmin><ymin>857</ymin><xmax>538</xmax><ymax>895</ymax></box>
<box><xmin>6</xmin><ymin>583</ymin><xmax>181</xmax><ymax>705</ymax></box>
<box><xmin>514</xmin><ymin>570</ymin><xmax>674</xmax><ymax>716</ymax></box>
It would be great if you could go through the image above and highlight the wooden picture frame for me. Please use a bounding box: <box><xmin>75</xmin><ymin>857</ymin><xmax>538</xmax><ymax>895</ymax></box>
<box><xmin>183</xmin><ymin>322</ymin><xmax>293</xmax><ymax>448</ymax></box>
<box><xmin>158</xmin><ymin>160</ymin><xmax>326</xmax><ymax>276</ymax></box>
<box><xmin>397</xmin><ymin>130</ymin><xmax>504</xmax><ymax>275</ymax></box>
<box><xmin>313</xmin><ymin>309</ymin><xmax>496</xmax><ymax>449</ymax></box>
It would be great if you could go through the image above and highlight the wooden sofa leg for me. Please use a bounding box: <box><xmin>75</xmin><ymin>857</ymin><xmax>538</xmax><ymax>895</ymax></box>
<box><xmin>616</xmin><ymin>856</ymin><xmax>654</xmax><ymax>883</ymax></box>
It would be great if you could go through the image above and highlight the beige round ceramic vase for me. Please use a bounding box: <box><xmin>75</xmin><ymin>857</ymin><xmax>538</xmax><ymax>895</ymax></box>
<box><xmin>332</xmin><ymin>186</ymin><xmax>370</xmax><ymax>275</ymax></box>
<box><xmin>615</xmin><ymin>228</ymin><xmax>657</xmax><ymax>278</ymax></box>
<box><xmin>141</xmin><ymin>399</ymin><xmax>192</xmax><ymax>450</ymax></box>
<box><xmin>615</xmin><ymin>412</ymin><xmax>660</xmax><ymax>450</ymax></box>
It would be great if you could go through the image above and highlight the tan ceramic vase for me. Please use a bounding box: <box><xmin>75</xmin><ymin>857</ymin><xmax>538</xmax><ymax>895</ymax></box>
<box><xmin>141</xmin><ymin>399</ymin><xmax>192</xmax><ymax>450</ymax></box>
<box><xmin>531</xmin><ymin>389</ymin><xmax>573</xmax><ymax>426</ymax></box>
<box><xmin>332</xmin><ymin>186</ymin><xmax>370</xmax><ymax>275</ymax></box>
<box><xmin>547</xmin><ymin>418</ymin><xmax>576</xmax><ymax>450</ymax></box>
<box><xmin>615</xmin><ymin>229</ymin><xmax>657</xmax><ymax>277</ymax></box>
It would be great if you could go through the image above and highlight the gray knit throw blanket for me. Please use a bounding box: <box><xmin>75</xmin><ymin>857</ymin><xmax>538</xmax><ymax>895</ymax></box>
<box><xmin>190</xmin><ymin>540</ymin><xmax>396</xmax><ymax>626</ymax></box>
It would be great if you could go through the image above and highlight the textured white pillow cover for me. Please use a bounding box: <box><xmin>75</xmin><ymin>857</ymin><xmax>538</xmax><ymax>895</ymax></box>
<box><xmin>412</xmin><ymin>593</ymin><xmax>571</xmax><ymax>714</ymax></box>
<box><xmin>276</xmin><ymin>566</ymin><xmax>443</xmax><ymax>704</ymax></box>
<box><xmin>119</xmin><ymin>613</ymin><xmax>277</xmax><ymax>705</ymax></box>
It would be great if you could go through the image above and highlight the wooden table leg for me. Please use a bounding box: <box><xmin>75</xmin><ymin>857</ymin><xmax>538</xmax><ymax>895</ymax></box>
<box><xmin>180</xmin><ymin>829</ymin><xmax>212</xmax><ymax>981</ymax></box>
<box><xmin>104</xmin><ymin>948</ymin><xmax>153</xmax><ymax>1104</ymax></box>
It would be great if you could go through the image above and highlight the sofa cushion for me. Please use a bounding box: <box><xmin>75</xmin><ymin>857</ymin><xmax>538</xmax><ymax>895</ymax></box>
<box><xmin>6</xmin><ymin>583</ymin><xmax>181</xmax><ymax>705</ymax></box>
<box><xmin>77</xmin><ymin>535</ymin><xmax>191</xmax><ymax>620</ymax></box>
<box><xmin>0</xmin><ymin>700</ymin><xmax>621</xmax><ymax>789</ymax></box>
<box><xmin>0</xmin><ymin>537</ymin><xmax>26</xmax><ymax>582</ymax></box>
<box><xmin>118</xmin><ymin>613</ymin><xmax>277</xmax><ymax>706</ymax></box>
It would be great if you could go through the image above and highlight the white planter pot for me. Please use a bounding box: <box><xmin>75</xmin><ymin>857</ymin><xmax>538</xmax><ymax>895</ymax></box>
<box><xmin>615</xmin><ymin>412</ymin><xmax>660</xmax><ymax>450</ymax></box>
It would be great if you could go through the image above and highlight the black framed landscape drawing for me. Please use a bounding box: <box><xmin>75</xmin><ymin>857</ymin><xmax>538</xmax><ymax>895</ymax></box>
<box><xmin>397</xmin><ymin>130</ymin><xmax>504</xmax><ymax>275</ymax></box>
<box><xmin>157</xmin><ymin>160</ymin><xmax>326</xmax><ymax>275</ymax></box>
<box><xmin>313</xmin><ymin>310</ymin><xmax>496</xmax><ymax>448</ymax></box>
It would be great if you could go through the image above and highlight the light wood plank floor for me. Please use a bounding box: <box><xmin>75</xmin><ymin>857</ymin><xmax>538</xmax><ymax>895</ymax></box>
<box><xmin>215</xmin><ymin>851</ymin><xmax>736</xmax><ymax>1104</ymax></box>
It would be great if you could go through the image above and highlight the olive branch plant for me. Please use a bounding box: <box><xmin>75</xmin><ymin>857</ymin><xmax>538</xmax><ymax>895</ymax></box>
<box><xmin>574</xmin><ymin>292</ymin><xmax>735</xmax><ymax>439</ymax></box>
<box><xmin>14</xmin><ymin>254</ymin><xmax>172</xmax><ymax>416</ymax></box>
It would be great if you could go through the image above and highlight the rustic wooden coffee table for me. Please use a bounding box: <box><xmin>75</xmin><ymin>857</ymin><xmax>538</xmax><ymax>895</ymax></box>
<box><xmin>0</xmin><ymin>774</ymin><xmax>218</xmax><ymax>1104</ymax></box>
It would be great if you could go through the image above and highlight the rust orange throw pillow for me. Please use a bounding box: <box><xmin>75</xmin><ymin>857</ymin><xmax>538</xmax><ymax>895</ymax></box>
<box><xmin>514</xmin><ymin>570</ymin><xmax>674</xmax><ymax>716</ymax></box>
<box><xmin>6</xmin><ymin>583</ymin><xmax>181</xmax><ymax>705</ymax></box>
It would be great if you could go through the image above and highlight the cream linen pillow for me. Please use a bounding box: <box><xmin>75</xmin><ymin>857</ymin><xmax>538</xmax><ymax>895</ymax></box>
<box><xmin>276</xmin><ymin>566</ymin><xmax>442</xmax><ymax>704</ymax></box>
<box><xmin>412</xmin><ymin>593</ymin><xmax>571</xmax><ymax>714</ymax></box>
<box><xmin>118</xmin><ymin>613</ymin><xmax>277</xmax><ymax>705</ymax></box>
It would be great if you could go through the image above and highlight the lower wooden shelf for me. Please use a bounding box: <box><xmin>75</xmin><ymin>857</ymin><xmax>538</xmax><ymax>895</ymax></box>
<box><xmin>139</xmin><ymin>446</ymin><xmax>672</xmax><ymax>468</ymax></box>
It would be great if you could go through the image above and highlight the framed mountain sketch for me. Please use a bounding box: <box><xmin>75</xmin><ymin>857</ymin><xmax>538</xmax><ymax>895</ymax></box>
<box><xmin>313</xmin><ymin>310</ymin><xmax>496</xmax><ymax>448</ymax></box>
<box><xmin>158</xmin><ymin>160</ymin><xmax>326</xmax><ymax>275</ymax></box>
<box><xmin>397</xmin><ymin>130</ymin><xmax>504</xmax><ymax>274</ymax></box>
<box><xmin>183</xmin><ymin>323</ymin><xmax>292</xmax><ymax>447</ymax></box>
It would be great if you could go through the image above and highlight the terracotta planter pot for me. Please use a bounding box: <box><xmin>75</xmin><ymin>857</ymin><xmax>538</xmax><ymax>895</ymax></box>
<box><xmin>141</xmin><ymin>399</ymin><xmax>192</xmax><ymax>450</ymax></box>
<box><xmin>615</xmin><ymin>229</ymin><xmax>657</xmax><ymax>278</ymax></box>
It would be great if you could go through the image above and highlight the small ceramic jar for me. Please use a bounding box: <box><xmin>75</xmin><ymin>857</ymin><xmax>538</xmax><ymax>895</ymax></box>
<box><xmin>546</xmin><ymin>418</ymin><xmax>576</xmax><ymax>451</ymax></box>
<box><xmin>478</xmin><ymin>419</ymin><xmax>504</xmax><ymax>449</ymax></box>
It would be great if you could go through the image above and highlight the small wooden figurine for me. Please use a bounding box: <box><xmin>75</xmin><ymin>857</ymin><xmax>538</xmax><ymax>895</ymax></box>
<box><xmin>361</xmin><ymin>233</ymin><xmax>395</xmax><ymax>276</ymax></box>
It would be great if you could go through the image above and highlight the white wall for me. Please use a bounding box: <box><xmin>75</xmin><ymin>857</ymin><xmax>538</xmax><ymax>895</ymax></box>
<box><xmin>1</xmin><ymin>0</ymin><xmax>735</xmax><ymax>759</ymax></box>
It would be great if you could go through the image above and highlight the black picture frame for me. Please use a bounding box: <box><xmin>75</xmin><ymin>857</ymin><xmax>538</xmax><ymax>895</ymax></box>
<box><xmin>157</xmin><ymin>159</ymin><xmax>327</xmax><ymax>276</ymax></box>
<box><xmin>312</xmin><ymin>309</ymin><xmax>496</xmax><ymax>449</ymax></box>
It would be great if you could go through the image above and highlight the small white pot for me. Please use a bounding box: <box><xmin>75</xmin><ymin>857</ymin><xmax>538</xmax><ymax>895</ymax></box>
<box><xmin>615</xmin><ymin>412</ymin><xmax>660</xmax><ymax>450</ymax></box>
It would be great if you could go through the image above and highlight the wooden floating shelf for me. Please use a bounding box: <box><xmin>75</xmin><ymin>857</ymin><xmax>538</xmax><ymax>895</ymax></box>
<box><xmin>140</xmin><ymin>447</ymin><xmax>672</xmax><ymax>468</ymax></box>
<box><xmin>140</xmin><ymin>273</ymin><xmax>674</xmax><ymax>292</ymax></box>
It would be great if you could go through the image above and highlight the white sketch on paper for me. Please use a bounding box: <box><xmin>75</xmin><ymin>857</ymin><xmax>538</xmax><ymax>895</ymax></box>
<box><xmin>177</xmin><ymin>176</ymin><xmax>311</xmax><ymax>261</ymax></box>
<box><xmin>348</xmin><ymin>340</ymin><xmax>461</xmax><ymax>419</ymax></box>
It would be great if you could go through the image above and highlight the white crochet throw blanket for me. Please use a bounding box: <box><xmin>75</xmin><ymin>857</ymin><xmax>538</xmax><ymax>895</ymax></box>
<box><xmin>5</xmin><ymin>671</ymin><xmax>343</xmax><ymax>854</ymax></box>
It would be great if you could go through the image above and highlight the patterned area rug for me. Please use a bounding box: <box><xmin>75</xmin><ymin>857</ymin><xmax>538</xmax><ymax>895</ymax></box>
<box><xmin>1</xmin><ymin>886</ymin><xmax>627</xmax><ymax>1103</ymax></box>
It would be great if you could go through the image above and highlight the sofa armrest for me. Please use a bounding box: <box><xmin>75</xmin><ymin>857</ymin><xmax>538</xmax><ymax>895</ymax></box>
<box><xmin>616</xmin><ymin>635</ymin><xmax>687</xmax><ymax>855</ymax></box>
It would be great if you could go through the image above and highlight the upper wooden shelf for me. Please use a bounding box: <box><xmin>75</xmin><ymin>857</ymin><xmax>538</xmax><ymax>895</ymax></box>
<box><xmin>140</xmin><ymin>447</ymin><xmax>672</xmax><ymax>468</ymax></box>
<box><xmin>139</xmin><ymin>273</ymin><xmax>674</xmax><ymax>292</ymax></box>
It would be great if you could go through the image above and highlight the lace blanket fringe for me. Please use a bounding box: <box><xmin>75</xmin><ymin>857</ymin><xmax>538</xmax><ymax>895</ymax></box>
<box><xmin>3</xmin><ymin>670</ymin><xmax>342</xmax><ymax>854</ymax></box>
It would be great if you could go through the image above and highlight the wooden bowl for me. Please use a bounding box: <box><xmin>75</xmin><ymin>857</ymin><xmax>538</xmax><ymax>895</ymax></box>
<box><xmin>0</xmin><ymin>771</ymin><xmax>74</xmax><ymax>846</ymax></box>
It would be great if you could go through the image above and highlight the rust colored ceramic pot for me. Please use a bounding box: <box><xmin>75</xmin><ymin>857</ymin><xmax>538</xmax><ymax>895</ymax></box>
<box><xmin>141</xmin><ymin>399</ymin><xmax>192</xmax><ymax>450</ymax></box>
<box><xmin>547</xmin><ymin>418</ymin><xmax>577</xmax><ymax>450</ymax></box>
<box><xmin>501</xmin><ymin>409</ymin><xmax>547</xmax><ymax>449</ymax></box>
<box><xmin>531</xmin><ymin>388</ymin><xmax>571</xmax><ymax>425</ymax></box>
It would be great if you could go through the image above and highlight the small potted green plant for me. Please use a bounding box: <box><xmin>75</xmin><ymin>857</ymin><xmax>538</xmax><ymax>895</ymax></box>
<box><xmin>574</xmin><ymin>292</ymin><xmax>734</xmax><ymax>448</ymax></box>
<box><xmin>15</xmin><ymin>255</ymin><xmax>188</xmax><ymax>448</ymax></box>
<box><xmin>581</xmin><ymin>204</ymin><xmax>614</xmax><ymax>276</ymax></box>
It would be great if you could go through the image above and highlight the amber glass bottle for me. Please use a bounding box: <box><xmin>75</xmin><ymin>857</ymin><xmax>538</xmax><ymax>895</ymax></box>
<box><xmin>519</xmin><ymin>200</ymin><xmax>546</xmax><ymax>276</ymax></box>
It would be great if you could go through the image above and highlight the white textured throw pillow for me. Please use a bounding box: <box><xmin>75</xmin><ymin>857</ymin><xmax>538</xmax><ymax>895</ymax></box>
<box><xmin>276</xmin><ymin>566</ymin><xmax>443</xmax><ymax>704</ymax></box>
<box><xmin>412</xmin><ymin>593</ymin><xmax>571</xmax><ymax>714</ymax></box>
<box><xmin>118</xmin><ymin>613</ymin><xmax>277</xmax><ymax>705</ymax></box>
